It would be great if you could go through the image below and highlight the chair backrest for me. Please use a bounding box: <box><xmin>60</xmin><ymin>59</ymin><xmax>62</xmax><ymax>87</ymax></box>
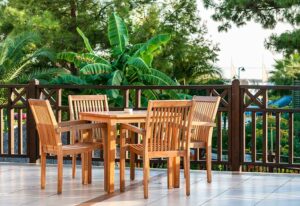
<box><xmin>68</xmin><ymin>95</ymin><xmax>108</xmax><ymax>141</ymax></box>
<box><xmin>68</xmin><ymin>95</ymin><xmax>109</xmax><ymax>120</ymax></box>
<box><xmin>28</xmin><ymin>99</ymin><xmax>61</xmax><ymax>149</ymax></box>
<box><xmin>191</xmin><ymin>96</ymin><xmax>221</xmax><ymax>143</ymax></box>
<box><xmin>144</xmin><ymin>100</ymin><xmax>195</xmax><ymax>152</ymax></box>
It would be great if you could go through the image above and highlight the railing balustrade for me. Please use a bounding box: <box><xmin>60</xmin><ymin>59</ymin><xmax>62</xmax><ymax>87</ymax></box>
<box><xmin>0</xmin><ymin>79</ymin><xmax>299</xmax><ymax>173</ymax></box>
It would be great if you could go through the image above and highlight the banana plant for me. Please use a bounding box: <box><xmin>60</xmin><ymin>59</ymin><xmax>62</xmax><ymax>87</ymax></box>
<box><xmin>55</xmin><ymin>12</ymin><xmax>183</xmax><ymax>105</ymax></box>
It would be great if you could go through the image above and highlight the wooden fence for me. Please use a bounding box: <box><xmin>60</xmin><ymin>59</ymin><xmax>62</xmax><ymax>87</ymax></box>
<box><xmin>0</xmin><ymin>79</ymin><xmax>299</xmax><ymax>172</ymax></box>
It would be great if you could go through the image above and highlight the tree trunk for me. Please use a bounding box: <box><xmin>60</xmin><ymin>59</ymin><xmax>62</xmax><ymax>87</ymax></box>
<box><xmin>70</xmin><ymin>0</ymin><xmax>78</xmax><ymax>51</ymax></box>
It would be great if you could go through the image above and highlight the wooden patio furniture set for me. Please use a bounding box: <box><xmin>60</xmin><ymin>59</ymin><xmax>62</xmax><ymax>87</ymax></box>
<box><xmin>28</xmin><ymin>94</ymin><xmax>220</xmax><ymax>198</ymax></box>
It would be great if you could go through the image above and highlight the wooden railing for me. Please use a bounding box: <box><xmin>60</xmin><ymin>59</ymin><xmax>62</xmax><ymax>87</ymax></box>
<box><xmin>240</xmin><ymin>84</ymin><xmax>300</xmax><ymax>172</ymax></box>
<box><xmin>0</xmin><ymin>79</ymin><xmax>299</xmax><ymax>172</ymax></box>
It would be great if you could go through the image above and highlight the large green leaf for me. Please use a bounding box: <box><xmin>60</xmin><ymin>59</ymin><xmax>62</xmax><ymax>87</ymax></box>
<box><xmin>150</xmin><ymin>68</ymin><xmax>178</xmax><ymax>86</ymax></box>
<box><xmin>57</xmin><ymin>52</ymin><xmax>110</xmax><ymax>69</ymax></box>
<box><xmin>76</xmin><ymin>27</ymin><xmax>94</xmax><ymax>53</ymax></box>
<box><xmin>140</xmin><ymin>74</ymin><xmax>179</xmax><ymax>99</ymax></box>
<box><xmin>177</xmin><ymin>93</ymin><xmax>192</xmax><ymax>100</ymax></box>
<box><xmin>75</xmin><ymin>53</ymin><xmax>110</xmax><ymax>69</ymax></box>
<box><xmin>57</xmin><ymin>52</ymin><xmax>77</xmax><ymax>62</ymax></box>
<box><xmin>141</xmin><ymin>74</ymin><xmax>169</xmax><ymax>86</ymax></box>
<box><xmin>80</xmin><ymin>63</ymin><xmax>112</xmax><ymax>75</ymax></box>
<box><xmin>141</xmin><ymin>53</ymin><xmax>153</xmax><ymax>66</ymax></box>
<box><xmin>128</xmin><ymin>43</ymin><xmax>144</xmax><ymax>55</ymax></box>
<box><xmin>127</xmin><ymin>57</ymin><xmax>150</xmax><ymax>74</ymax></box>
<box><xmin>50</xmin><ymin>74</ymin><xmax>87</xmax><ymax>85</ymax></box>
<box><xmin>131</xmin><ymin>82</ymin><xmax>158</xmax><ymax>100</ymax></box>
<box><xmin>108</xmin><ymin>12</ymin><xmax>129</xmax><ymax>56</ymax></box>
<box><xmin>77</xmin><ymin>53</ymin><xmax>110</xmax><ymax>65</ymax></box>
<box><xmin>107</xmin><ymin>70</ymin><xmax>123</xmax><ymax>98</ymax></box>
<box><xmin>134</xmin><ymin>34</ymin><xmax>171</xmax><ymax>65</ymax></box>
<box><xmin>108</xmin><ymin>70</ymin><xmax>123</xmax><ymax>85</ymax></box>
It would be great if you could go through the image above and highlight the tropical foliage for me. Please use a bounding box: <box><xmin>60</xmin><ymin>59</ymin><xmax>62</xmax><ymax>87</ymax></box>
<box><xmin>54</xmin><ymin>13</ymin><xmax>184</xmax><ymax>106</ymax></box>
<box><xmin>0</xmin><ymin>31</ymin><xmax>67</xmax><ymax>84</ymax></box>
<box><xmin>0</xmin><ymin>0</ymin><xmax>221</xmax><ymax>84</ymax></box>
<box><xmin>269</xmin><ymin>53</ymin><xmax>300</xmax><ymax>86</ymax></box>
<box><xmin>128</xmin><ymin>1</ymin><xmax>222</xmax><ymax>84</ymax></box>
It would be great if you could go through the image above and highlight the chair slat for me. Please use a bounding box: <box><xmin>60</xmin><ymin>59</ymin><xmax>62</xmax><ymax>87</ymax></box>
<box><xmin>69</xmin><ymin>95</ymin><xmax>108</xmax><ymax>142</ymax></box>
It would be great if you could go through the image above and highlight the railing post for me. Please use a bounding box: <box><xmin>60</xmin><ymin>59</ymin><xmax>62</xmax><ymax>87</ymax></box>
<box><xmin>231</xmin><ymin>79</ymin><xmax>242</xmax><ymax>171</ymax></box>
<box><xmin>135</xmin><ymin>89</ymin><xmax>141</xmax><ymax>109</ymax></box>
<box><xmin>27</xmin><ymin>79</ymin><xmax>39</xmax><ymax>163</ymax></box>
<box><xmin>7</xmin><ymin>87</ymin><xmax>14</xmax><ymax>155</ymax></box>
<box><xmin>123</xmin><ymin>89</ymin><xmax>130</xmax><ymax>108</ymax></box>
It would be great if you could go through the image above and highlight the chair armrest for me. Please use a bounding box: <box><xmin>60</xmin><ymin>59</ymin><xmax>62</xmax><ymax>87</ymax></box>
<box><xmin>192</xmin><ymin>121</ymin><xmax>216</xmax><ymax>127</ymax></box>
<box><xmin>58</xmin><ymin>120</ymin><xmax>89</xmax><ymax>127</ymax></box>
<box><xmin>56</xmin><ymin>121</ymin><xmax>106</xmax><ymax>133</ymax></box>
<box><xmin>120</xmin><ymin>123</ymin><xmax>145</xmax><ymax>135</ymax></box>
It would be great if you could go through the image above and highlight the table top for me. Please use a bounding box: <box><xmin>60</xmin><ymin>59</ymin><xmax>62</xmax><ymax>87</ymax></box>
<box><xmin>80</xmin><ymin>110</ymin><xmax>147</xmax><ymax>119</ymax></box>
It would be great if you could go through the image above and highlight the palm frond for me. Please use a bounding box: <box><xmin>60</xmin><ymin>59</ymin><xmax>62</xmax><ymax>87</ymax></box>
<box><xmin>16</xmin><ymin>68</ymin><xmax>70</xmax><ymax>83</ymax></box>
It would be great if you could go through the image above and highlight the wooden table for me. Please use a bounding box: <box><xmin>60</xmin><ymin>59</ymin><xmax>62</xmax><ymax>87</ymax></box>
<box><xmin>79</xmin><ymin>110</ymin><xmax>148</xmax><ymax>193</ymax></box>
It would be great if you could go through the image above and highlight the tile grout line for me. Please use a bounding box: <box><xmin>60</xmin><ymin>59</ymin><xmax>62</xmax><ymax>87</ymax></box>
<box><xmin>254</xmin><ymin>176</ymin><xmax>296</xmax><ymax>206</ymax></box>
<box><xmin>198</xmin><ymin>174</ymin><xmax>255</xmax><ymax>206</ymax></box>
<box><xmin>77</xmin><ymin>171</ymin><xmax>167</xmax><ymax>206</ymax></box>
<box><xmin>146</xmin><ymin>175</ymin><xmax>207</xmax><ymax>206</ymax></box>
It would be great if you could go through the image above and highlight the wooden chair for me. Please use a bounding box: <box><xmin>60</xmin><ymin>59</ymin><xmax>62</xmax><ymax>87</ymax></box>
<box><xmin>190</xmin><ymin>96</ymin><xmax>221</xmax><ymax>183</ymax></box>
<box><xmin>28</xmin><ymin>99</ymin><xmax>103</xmax><ymax>194</ymax></box>
<box><xmin>68</xmin><ymin>95</ymin><xmax>108</xmax><ymax>179</ymax></box>
<box><xmin>119</xmin><ymin>100</ymin><xmax>195</xmax><ymax>198</ymax></box>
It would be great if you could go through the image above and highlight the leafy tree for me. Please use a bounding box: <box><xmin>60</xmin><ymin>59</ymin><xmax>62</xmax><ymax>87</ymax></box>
<box><xmin>54</xmin><ymin>13</ymin><xmax>183</xmax><ymax>106</ymax></box>
<box><xmin>128</xmin><ymin>1</ymin><xmax>221</xmax><ymax>84</ymax></box>
<box><xmin>269</xmin><ymin>53</ymin><xmax>300</xmax><ymax>85</ymax></box>
<box><xmin>0</xmin><ymin>0</ymin><xmax>106</xmax><ymax>51</ymax></box>
<box><xmin>0</xmin><ymin>0</ymin><xmax>221</xmax><ymax>84</ymax></box>
<box><xmin>203</xmin><ymin>0</ymin><xmax>300</xmax><ymax>55</ymax></box>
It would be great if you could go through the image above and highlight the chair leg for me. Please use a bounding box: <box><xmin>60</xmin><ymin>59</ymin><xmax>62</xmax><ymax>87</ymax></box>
<box><xmin>57</xmin><ymin>154</ymin><xmax>63</xmax><ymax>194</ymax></box>
<box><xmin>143</xmin><ymin>157</ymin><xmax>149</xmax><ymax>199</ymax></box>
<box><xmin>72</xmin><ymin>155</ymin><xmax>76</xmax><ymax>179</ymax></box>
<box><xmin>88</xmin><ymin>152</ymin><xmax>92</xmax><ymax>184</ymax></box>
<box><xmin>129</xmin><ymin>129</ymin><xmax>136</xmax><ymax>181</ymax></box>
<box><xmin>41</xmin><ymin>152</ymin><xmax>46</xmax><ymax>189</ymax></box>
<box><xmin>130</xmin><ymin>152</ymin><xmax>135</xmax><ymax>181</ymax></box>
<box><xmin>184</xmin><ymin>155</ymin><xmax>190</xmax><ymax>196</ymax></box>
<box><xmin>167</xmin><ymin>158</ymin><xmax>173</xmax><ymax>189</ymax></box>
<box><xmin>120</xmin><ymin>128</ymin><xmax>126</xmax><ymax>192</ymax></box>
<box><xmin>183</xmin><ymin>158</ymin><xmax>185</xmax><ymax>179</ymax></box>
<box><xmin>81</xmin><ymin>153</ymin><xmax>88</xmax><ymax>185</ymax></box>
<box><xmin>120</xmin><ymin>147</ymin><xmax>126</xmax><ymax>192</ymax></box>
<box><xmin>206</xmin><ymin>144</ymin><xmax>212</xmax><ymax>183</ymax></box>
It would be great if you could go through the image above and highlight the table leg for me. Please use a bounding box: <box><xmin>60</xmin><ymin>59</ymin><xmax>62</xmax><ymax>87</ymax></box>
<box><xmin>102</xmin><ymin>128</ymin><xmax>108</xmax><ymax>192</ymax></box>
<box><xmin>106</xmin><ymin>121</ymin><xmax>116</xmax><ymax>193</ymax></box>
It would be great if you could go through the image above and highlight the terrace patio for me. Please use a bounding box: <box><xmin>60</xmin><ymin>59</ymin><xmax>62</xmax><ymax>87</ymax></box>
<box><xmin>1</xmin><ymin>163</ymin><xmax>300</xmax><ymax>206</ymax></box>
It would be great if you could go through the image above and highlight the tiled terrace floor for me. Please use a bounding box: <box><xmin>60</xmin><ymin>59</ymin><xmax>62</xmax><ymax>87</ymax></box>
<box><xmin>1</xmin><ymin>163</ymin><xmax>300</xmax><ymax>206</ymax></box>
